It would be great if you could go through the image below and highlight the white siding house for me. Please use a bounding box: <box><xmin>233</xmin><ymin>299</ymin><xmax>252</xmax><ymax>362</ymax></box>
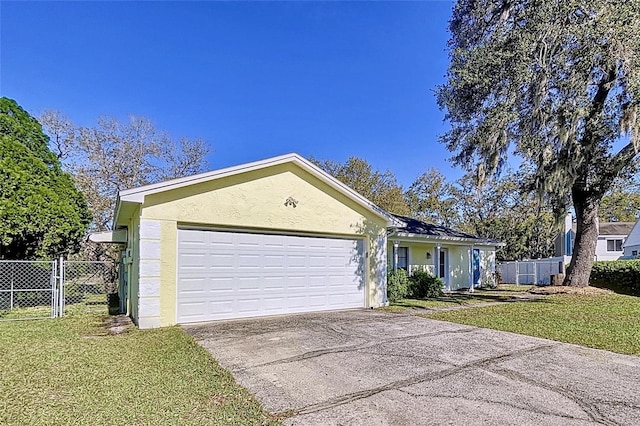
<box><xmin>623</xmin><ymin>220</ymin><xmax>640</xmax><ymax>258</ymax></box>
<box><xmin>595</xmin><ymin>222</ymin><xmax>635</xmax><ymax>261</ymax></box>
<box><xmin>554</xmin><ymin>213</ymin><xmax>634</xmax><ymax>261</ymax></box>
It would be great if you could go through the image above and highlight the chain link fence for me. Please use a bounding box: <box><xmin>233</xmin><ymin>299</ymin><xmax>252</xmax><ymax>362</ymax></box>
<box><xmin>62</xmin><ymin>261</ymin><xmax>117</xmax><ymax>315</ymax></box>
<box><xmin>0</xmin><ymin>260</ymin><xmax>57</xmax><ymax>320</ymax></box>
<box><xmin>0</xmin><ymin>259</ymin><xmax>117</xmax><ymax>320</ymax></box>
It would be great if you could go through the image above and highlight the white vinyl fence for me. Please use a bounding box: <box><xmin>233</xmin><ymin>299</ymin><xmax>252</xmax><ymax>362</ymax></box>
<box><xmin>0</xmin><ymin>258</ymin><xmax>116</xmax><ymax>321</ymax></box>
<box><xmin>498</xmin><ymin>256</ymin><xmax>569</xmax><ymax>285</ymax></box>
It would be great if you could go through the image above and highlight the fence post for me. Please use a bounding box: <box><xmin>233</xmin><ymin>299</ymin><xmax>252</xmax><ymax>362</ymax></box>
<box><xmin>10</xmin><ymin>262</ymin><xmax>14</xmax><ymax>309</ymax></box>
<box><xmin>515</xmin><ymin>261</ymin><xmax>519</xmax><ymax>286</ymax></box>
<box><xmin>58</xmin><ymin>255</ymin><xmax>64</xmax><ymax>317</ymax></box>
<box><xmin>52</xmin><ymin>260</ymin><xmax>57</xmax><ymax>318</ymax></box>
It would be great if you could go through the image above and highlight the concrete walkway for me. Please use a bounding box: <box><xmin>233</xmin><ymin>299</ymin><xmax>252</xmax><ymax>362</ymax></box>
<box><xmin>184</xmin><ymin>310</ymin><xmax>640</xmax><ymax>425</ymax></box>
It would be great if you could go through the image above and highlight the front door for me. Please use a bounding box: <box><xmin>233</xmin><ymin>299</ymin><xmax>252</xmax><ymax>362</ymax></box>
<box><xmin>472</xmin><ymin>249</ymin><xmax>481</xmax><ymax>287</ymax></box>
<box><xmin>439</xmin><ymin>249</ymin><xmax>448</xmax><ymax>286</ymax></box>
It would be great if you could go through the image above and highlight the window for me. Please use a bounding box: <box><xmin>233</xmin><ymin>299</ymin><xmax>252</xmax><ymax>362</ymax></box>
<box><xmin>607</xmin><ymin>239</ymin><xmax>623</xmax><ymax>252</ymax></box>
<box><xmin>397</xmin><ymin>247</ymin><xmax>408</xmax><ymax>270</ymax></box>
<box><xmin>633</xmin><ymin>250</ymin><xmax>638</xmax><ymax>257</ymax></box>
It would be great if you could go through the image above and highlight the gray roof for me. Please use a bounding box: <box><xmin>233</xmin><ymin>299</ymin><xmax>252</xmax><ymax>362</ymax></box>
<box><xmin>390</xmin><ymin>214</ymin><xmax>501</xmax><ymax>245</ymax></box>
<box><xmin>599</xmin><ymin>222</ymin><xmax>635</xmax><ymax>236</ymax></box>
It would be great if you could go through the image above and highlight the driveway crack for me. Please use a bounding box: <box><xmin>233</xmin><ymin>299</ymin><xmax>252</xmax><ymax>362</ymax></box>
<box><xmin>397</xmin><ymin>388</ymin><xmax>594</xmax><ymax>423</ymax></box>
<box><xmin>235</xmin><ymin>327</ymin><xmax>476</xmax><ymax>372</ymax></box>
<box><xmin>486</xmin><ymin>368</ymin><xmax>619</xmax><ymax>426</ymax></box>
<box><xmin>279</xmin><ymin>343</ymin><xmax>554</xmax><ymax>417</ymax></box>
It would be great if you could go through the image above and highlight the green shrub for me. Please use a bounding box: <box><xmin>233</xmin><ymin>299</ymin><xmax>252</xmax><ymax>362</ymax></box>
<box><xmin>408</xmin><ymin>270</ymin><xmax>444</xmax><ymax>299</ymax></box>
<box><xmin>590</xmin><ymin>260</ymin><xmax>640</xmax><ymax>295</ymax></box>
<box><xmin>387</xmin><ymin>268</ymin><xmax>410</xmax><ymax>302</ymax></box>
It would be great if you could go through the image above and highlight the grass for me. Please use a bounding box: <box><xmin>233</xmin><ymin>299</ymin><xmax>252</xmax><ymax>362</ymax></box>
<box><xmin>425</xmin><ymin>293</ymin><xmax>640</xmax><ymax>356</ymax></box>
<box><xmin>0</xmin><ymin>311</ymin><xmax>280</xmax><ymax>425</ymax></box>
<box><xmin>380</xmin><ymin>284</ymin><xmax>532</xmax><ymax>311</ymax></box>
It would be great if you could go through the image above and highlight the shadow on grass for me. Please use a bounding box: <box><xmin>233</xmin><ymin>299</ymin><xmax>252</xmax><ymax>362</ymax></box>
<box><xmin>391</xmin><ymin>285</ymin><xmax>547</xmax><ymax>310</ymax></box>
<box><xmin>590</xmin><ymin>280</ymin><xmax>640</xmax><ymax>297</ymax></box>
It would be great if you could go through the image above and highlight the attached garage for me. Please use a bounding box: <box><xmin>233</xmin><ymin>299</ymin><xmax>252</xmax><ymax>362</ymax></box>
<box><xmin>176</xmin><ymin>229</ymin><xmax>365</xmax><ymax>323</ymax></box>
<box><xmin>112</xmin><ymin>153</ymin><xmax>394</xmax><ymax>328</ymax></box>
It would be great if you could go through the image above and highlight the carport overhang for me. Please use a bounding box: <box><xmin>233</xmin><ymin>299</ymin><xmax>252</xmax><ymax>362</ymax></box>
<box><xmin>88</xmin><ymin>229</ymin><xmax>128</xmax><ymax>244</ymax></box>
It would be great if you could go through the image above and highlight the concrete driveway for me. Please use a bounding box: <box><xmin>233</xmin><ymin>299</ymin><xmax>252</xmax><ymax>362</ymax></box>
<box><xmin>183</xmin><ymin>310</ymin><xmax>640</xmax><ymax>425</ymax></box>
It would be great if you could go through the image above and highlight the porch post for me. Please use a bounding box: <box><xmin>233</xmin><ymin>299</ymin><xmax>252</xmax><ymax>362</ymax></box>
<box><xmin>435</xmin><ymin>244</ymin><xmax>441</xmax><ymax>279</ymax></box>
<box><xmin>393</xmin><ymin>240</ymin><xmax>399</xmax><ymax>272</ymax></box>
<box><xmin>469</xmin><ymin>245</ymin><xmax>474</xmax><ymax>293</ymax></box>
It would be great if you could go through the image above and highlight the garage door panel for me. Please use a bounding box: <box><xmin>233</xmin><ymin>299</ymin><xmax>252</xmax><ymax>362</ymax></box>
<box><xmin>177</xmin><ymin>229</ymin><xmax>365</xmax><ymax>323</ymax></box>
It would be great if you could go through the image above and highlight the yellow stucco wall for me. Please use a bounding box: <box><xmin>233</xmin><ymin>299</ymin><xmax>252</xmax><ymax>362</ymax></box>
<box><xmin>128</xmin><ymin>162</ymin><xmax>387</xmax><ymax>326</ymax></box>
<box><xmin>480</xmin><ymin>248</ymin><xmax>496</xmax><ymax>286</ymax></box>
<box><xmin>387</xmin><ymin>241</ymin><xmax>436</xmax><ymax>272</ymax></box>
<box><xmin>159</xmin><ymin>221</ymin><xmax>177</xmax><ymax>325</ymax></box>
<box><xmin>448</xmin><ymin>246</ymin><xmax>471</xmax><ymax>290</ymax></box>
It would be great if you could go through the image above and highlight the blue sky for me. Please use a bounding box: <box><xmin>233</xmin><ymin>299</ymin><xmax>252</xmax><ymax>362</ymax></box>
<box><xmin>1</xmin><ymin>1</ymin><xmax>460</xmax><ymax>187</ymax></box>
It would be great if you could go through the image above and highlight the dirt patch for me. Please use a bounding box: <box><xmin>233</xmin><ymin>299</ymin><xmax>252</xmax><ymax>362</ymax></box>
<box><xmin>528</xmin><ymin>286</ymin><xmax>613</xmax><ymax>296</ymax></box>
<box><xmin>102</xmin><ymin>314</ymin><xmax>133</xmax><ymax>334</ymax></box>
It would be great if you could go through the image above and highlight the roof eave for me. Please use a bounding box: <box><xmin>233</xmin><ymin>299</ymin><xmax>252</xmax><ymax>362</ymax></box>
<box><xmin>389</xmin><ymin>231</ymin><xmax>503</xmax><ymax>247</ymax></box>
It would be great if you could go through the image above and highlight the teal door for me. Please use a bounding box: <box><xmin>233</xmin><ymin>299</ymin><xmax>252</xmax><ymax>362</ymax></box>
<box><xmin>472</xmin><ymin>249</ymin><xmax>481</xmax><ymax>287</ymax></box>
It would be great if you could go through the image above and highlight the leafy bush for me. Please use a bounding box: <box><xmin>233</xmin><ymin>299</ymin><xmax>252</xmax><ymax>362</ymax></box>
<box><xmin>590</xmin><ymin>260</ymin><xmax>640</xmax><ymax>295</ymax></box>
<box><xmin>387</xmin><ymin>268</ymin><xmax>410</xmax><ymax>302</ymax></box>
<box><xmin>408</xmin><ymin>270</ymin><xmax>444</xmax><ymax>299</ymax></box>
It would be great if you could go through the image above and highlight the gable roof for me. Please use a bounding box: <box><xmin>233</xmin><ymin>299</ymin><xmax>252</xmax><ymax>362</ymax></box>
<box><xmin>114</xmin><ymin>153</ymin><xmax>402</xmax><ymax>228</ymax></box>
<box><xmin>389</xmin><ymin>214</ymin><xmax>502</xmax><ymax>246</ymax></box>
<box><xmin>623</xmin><ymin>220</ymin><xmax>640</xmax><ymax>248</ymax></box>
<box><xmin>598</xmin><ymin>222</ymin><xmax>635</xmax><ymax>236</ymax></box>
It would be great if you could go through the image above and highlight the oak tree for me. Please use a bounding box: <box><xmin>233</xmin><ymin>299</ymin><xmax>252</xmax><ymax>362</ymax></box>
<box><xmin>437</xmin><ymin>1</ymin><xmax>640</xmax><ymax>286</ymax></box>
<box><xmin>310</xmin><ymin>156</ymin><xmax>410</xmax><ymax>215</ymax></box>
<box><xmin>405</xmin><ymin>168</ymin><xmax>458</xmax><ymax>228</ymax></box>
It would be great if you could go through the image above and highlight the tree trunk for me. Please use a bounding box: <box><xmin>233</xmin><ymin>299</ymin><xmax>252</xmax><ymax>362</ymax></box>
<box><xmin>564</xmin><ymin>190</ymin><xmax>599</xmax><ymax>287</ymax></box>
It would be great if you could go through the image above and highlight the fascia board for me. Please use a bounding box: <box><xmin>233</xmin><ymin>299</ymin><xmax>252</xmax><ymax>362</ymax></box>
<box><xmin>390</xmin><ymin>232</ymin><xmax>504</xmax><ymax>247</ymax></box>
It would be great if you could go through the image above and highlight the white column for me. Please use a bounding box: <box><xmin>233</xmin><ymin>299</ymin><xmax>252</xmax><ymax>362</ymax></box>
<box><xmin>393</xmin><ymin>240</ymin><xmax>399</xmax><ymax>272</ymax></box>
<box><xmin>138</xmin><ymin>219</ymin><xmax>162</xmax><ymax>329</ymax></box>
<box><xmin>435</xmin><ymin>244</ymin><xmax>441</xmax><ymax>279</ymax></box>
<box><xmin>469</xmin><ymin>245</ymin><xmax>474</xmax><ymax>293</ymax></box>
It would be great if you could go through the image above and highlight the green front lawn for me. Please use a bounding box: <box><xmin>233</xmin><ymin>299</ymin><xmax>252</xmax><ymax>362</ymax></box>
<box><xmin>425</xmin><ymin>293</ymin><xmax>640</xmax><ymax>356</ymax></box>
<box><xmin>0</xmin><ymin>313</ymin><xmax>280</xmax><ymax>425</ymax></box>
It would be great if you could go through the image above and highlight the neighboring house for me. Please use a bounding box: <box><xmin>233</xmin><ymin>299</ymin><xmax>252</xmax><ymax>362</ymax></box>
<box><xmin>91</xmin><ymin>153</ymin><xmax>500</xmax><ymax>328</ymax></box>
<box><xmin>623</xmin><ymin>220</ymin><xmax>640</xmax><ymax>258</ymax></box>
<box><xmin>387</xmin><ymin>215</ymin><xmax>500</xmax><ymax>291</ymax></box>
<box><xmin>553</xmin><ymin>213</ymin><xmax>634</xmax><ymax>261</ymax></box>
<box><xmin>596</xmin><ymin>222</ymin><xmax>635</xmax><ymax>261</ymax></box>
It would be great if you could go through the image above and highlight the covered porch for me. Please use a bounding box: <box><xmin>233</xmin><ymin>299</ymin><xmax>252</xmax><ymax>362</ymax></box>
<box><xmin>387</xmin><ymin>214</ymin><xmax>501</xmax><ymax>291</ymax></box>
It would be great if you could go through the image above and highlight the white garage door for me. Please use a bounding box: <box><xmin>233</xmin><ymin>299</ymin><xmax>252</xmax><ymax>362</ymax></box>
<box><xmin>177</xmin><ymin>229</ymin><xmax>366</xmax><ymax>323</ymax></box>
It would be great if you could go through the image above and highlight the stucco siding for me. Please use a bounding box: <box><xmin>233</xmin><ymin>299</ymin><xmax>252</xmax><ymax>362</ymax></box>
<box><xmin>141</xmin><ymin>164</ymin><xmax>384</xmax><ymax>236</ymax></box>
<box><xmin>133</xmin><ymin>162</ymin><xmax>387</xmax><ymax>326</ymax></box>
<box><xmin>373</xmin><ymin>233</ymin><xmax>388</xmax><ymax>305</ymax></box>
<box><xmin>386</xmin><ymin>241</ymin><xmax>436</xmax><ymax>272</ymax></box>
<box><xmin>480</xmin><ymin>248</ymin><xmax>496</xmax><ymax>287</ymax></box>
<box><xmin>448</xmin><ymin>246</ymin><xmax>470</xmax><ymax>290</ymax></box>
<box><xmin>159</xmin><ymin>221</ymin><xmax>178</xmax><ymax>326</ymax></box>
